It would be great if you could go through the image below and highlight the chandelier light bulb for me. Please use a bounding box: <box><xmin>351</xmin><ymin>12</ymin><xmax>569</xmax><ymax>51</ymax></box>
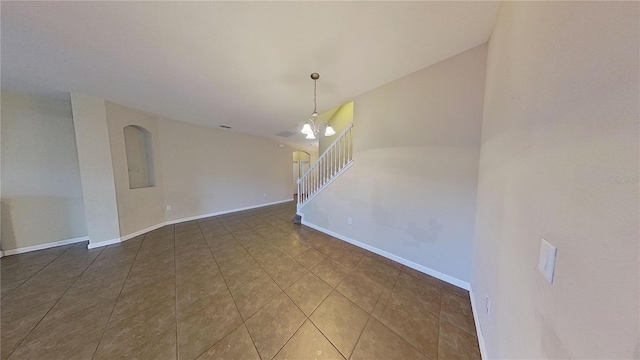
<box><xmin>324</xmin><ymin>125</ymin><xmax>336</xmax><ymax>136</ymax></box>
<box><xmin>301</xmin><ymin>123</ymin><xmax>312</xmax><ymax>135</ymax></box>
<box><xmin>305</xmin><ymin>132</ymin><xmax>316</xmax><ymax>140</ymax></box>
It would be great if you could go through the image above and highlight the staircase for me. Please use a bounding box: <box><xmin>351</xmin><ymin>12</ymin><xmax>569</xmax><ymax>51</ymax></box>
<box><xmin>297</xmin><ymin>123</ymin><xmax>354</xmax><ymax>210</ymax></box>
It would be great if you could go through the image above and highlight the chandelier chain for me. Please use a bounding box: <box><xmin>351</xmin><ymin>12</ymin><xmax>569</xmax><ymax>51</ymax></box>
<box><xmin>301</xmin><ymin>72</ymin><xmax>335</xmax><ymax>139</ymax></box>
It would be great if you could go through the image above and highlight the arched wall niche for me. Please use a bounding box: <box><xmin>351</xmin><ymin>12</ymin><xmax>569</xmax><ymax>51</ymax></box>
<box><xmin>123</xmin><ymin>125</ymin><xmax>155</xmax><ymax>189</ymax></box>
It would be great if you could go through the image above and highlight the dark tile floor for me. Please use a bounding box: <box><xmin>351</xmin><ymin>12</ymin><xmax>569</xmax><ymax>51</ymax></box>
<box><xmin>0</xmin><ymin>201</ymin><xmax>481</xmax><ymax>360</ymax></box>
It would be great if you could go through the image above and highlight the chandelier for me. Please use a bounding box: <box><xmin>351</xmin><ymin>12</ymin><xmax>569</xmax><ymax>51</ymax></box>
<box><xmin>301</xmin><ymin>73</ymin><xmax>336</xmax><ymax>139</ymax></box>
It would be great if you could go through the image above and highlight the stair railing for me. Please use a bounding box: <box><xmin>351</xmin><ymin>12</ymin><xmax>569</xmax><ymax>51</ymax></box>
<box><xmin>297</xmin><ymin>123</ymin><xmax>353</xmax><ymax>209</ymax></box>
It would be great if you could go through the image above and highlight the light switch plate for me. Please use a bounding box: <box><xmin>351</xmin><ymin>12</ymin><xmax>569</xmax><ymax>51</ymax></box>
<box><xmin>538</xmin><ymin>238</ymin><xmax>557</xmax><ymax>283</ymax></box>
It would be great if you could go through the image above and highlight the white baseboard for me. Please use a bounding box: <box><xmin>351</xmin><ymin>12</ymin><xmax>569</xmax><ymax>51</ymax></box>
<box><xmin>120</xmin><ymin>222</ymin><xmax>167</xmax><ymax>242</ymax></box>
<box><xmin>165</xmin><ymin>198</ymin><xmax>294</xmax><ymax>225</ymax></box>
<box><xmin>301</xmin><ymin>219</ymin><xmax>485</xmax><ymax>357</ymax></box>
<box><xmin>300</xmin><ymin>219</ymin><xmax>471</xmax><ymax>290</ymax></box>
<box><xmin>86</xmin><ymin>237</ymin><xmax>122</xmax><ymax>249</ymax></box>
<box><xmin>2</xmin><ymin>236</ymin><xmax>89</xmax><ymax>256</ymax></box>
<box><xmin>469</xmin><ymin>287</ymin><xmax>488</xmax><ymax>359</ymax></box>
<box><xmin>86</xmin><ymin>199</ymin><xmax>294</xmax><ymax>250</ymax></box>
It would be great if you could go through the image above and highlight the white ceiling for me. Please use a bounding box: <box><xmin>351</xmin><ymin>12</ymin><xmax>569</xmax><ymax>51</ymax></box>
<box><xmin>1</xmin><ymin>1</ymin><xmax>500</xmax><ymax>146</ymax></box>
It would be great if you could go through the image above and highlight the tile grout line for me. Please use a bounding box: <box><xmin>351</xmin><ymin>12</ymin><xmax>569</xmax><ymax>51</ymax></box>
<box><xmin>187</xmin><ymin>209</ymin><xmax>450</xmax><ymax>360</ymax></box>
<box><xmin>243</xmin><ymin>247</ymin><xmax>307</xmax><ymax>360</ymax></box>
<box><xmin>348</xmin><ymin>313</ymin><xmax>373</xmax><ymax>360</ymax></box>
<box><xmin>345</xmin><ymin>270</ymin><xmax>402</xmax><ymax>360</ymax></box>
<box><xmin>173</xmin><ymin>223</ymin><xmax>178</xmax><ymax>360</ymax></box>
<box><xmin>107</xmin><ymin>236</ymin><xmax>180</xmax><ymax>358</ymax></box>
<box><xmin>7</xmin><ymin>203</ymin><xmax>477</xmax><ymax>360</ymax></box>
<box><xmin>6</xmin><ymin>243</ymin><xmax>107</xmax><ymax>360</ymax></box>
<box><xmin>1</xmin><ymin>243</ymin><xmax>79</xmax><ymax>300</ymax></box>
<box><xmin>304</xmin><ymin>289</ymin><xmax>352</xmax><ymax>360</ymax></box>
<box><xmin>245</xmin><ymin>220</ymin><xmax>347</xmax><ymax>324</ymax></box>
<box><xmin>437</xmin><ymin>304</ymin><xmax>443</xmax><ymax>360</ymax></box>
<box><xmin>224</xmin><ymin>218</ymin><xmax>297</xmax><ymax>359</ymax></box>
<box><xmin>196</xmin><ymin>217</ymin><xmax>264</xmax><ymax>360</ymax></box>
<box><xmin>120</xmin><ymin>224</ymin><xmax>202</xmax><ymax>359</ymax></box>
<box><xmin>90</xmin><ymin>234</ymin><xmax>146</xmax><ymax>360</ymax></box>
<box><xmin>381</xmin><ymin>268</ymin><xmax>436</xmax><ymax>360</ymax></box>
<box><xmin>189</xmin><ymin>206</ymin><xmax>289</xmax><ymax>359</ymax></box>
<box><xmin>208</xmin><ymin>214</ymin><xmax>314</xmax><ymax>359</ymax></box>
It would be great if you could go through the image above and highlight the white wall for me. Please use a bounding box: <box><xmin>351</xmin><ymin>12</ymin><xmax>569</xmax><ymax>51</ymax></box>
<box><xmin>158</xmin><ymin>117</ymin><xmax>293</xmax><ymax>223</ymax></box>
<box><xmin>301</xmin><ymin>44</ymin><xmax>487</xmax><ymax>284</ymax></box>
<box><xmin>473</xmin><ymin>2</ymin><xmax>639</xmax><ymax>358</ymax></box>
<box><xmin>70</xmin><ymin>94</ymin><xmax>121</xmax><ymax>247</ymax></box>
<box><xmin>1</xmin><ymin>92</ymin><xmax>87</xmax><ymax>250</ymax></box>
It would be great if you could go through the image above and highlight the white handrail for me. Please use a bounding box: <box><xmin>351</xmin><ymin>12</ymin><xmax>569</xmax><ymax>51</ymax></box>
<box><xmin>298</xmin><ymin>123</ymin><xmax>352</xmax><ymax>181</ymax></box>
<box><xmin>297</xmin><ymin>123</ymin><xmax>353</xmax><ymax>209</ymax></box>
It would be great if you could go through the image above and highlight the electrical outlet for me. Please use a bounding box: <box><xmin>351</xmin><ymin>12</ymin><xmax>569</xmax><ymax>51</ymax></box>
<box><xmin>166</xmin><ymin>205</ymin><xmax>171</xmax><ymax>211</ymax></box>
<box><xmin>485</xmin><ymin>296</ymin><xmax>491</xmax><ymax>315</ymax></box>
<box><xmin>347</xmin><ymin>217</ymin><xmax>353</xmax><ymax>225</ymax></box>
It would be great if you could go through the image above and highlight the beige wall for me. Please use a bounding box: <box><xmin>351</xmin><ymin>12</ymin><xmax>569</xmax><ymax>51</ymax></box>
<box><xmin>301</xmin><ymin>44</ymin><xmax>487</xmax><ymax>284</ymax></box>
<box><xmin>105</xmin><ymin>102</ymin><xmax>165</xmax><ymax>238</ymax></box>
<box><xmin>1</xmin><ymin>92</ymin><xmax>87</xmax><ymax>250</ymax></box>
<box><xmin>158</xmin><ymin>117</ymin><xmax>293</xmax><ymax>222</ymax></box>
<box><xmin>473</xmin><ymin>2</ymin><xmax>639</xmax><ymax>358</ymax></box>
<box><xmin>103</xmin><ymin>101</ymin><xmax>294</xmax><ymax>238</ymax></box>
<box><xmin>3</xmin><ymin>93</ymin><xmax>296</xmax><ymax>246</ymax></box>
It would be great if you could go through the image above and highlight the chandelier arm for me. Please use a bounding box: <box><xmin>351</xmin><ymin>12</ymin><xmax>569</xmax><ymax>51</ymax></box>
<box><xmin>306</xmin><ymin>118</ymin><xmax>319</xmax><ymax>134</ymax></box>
